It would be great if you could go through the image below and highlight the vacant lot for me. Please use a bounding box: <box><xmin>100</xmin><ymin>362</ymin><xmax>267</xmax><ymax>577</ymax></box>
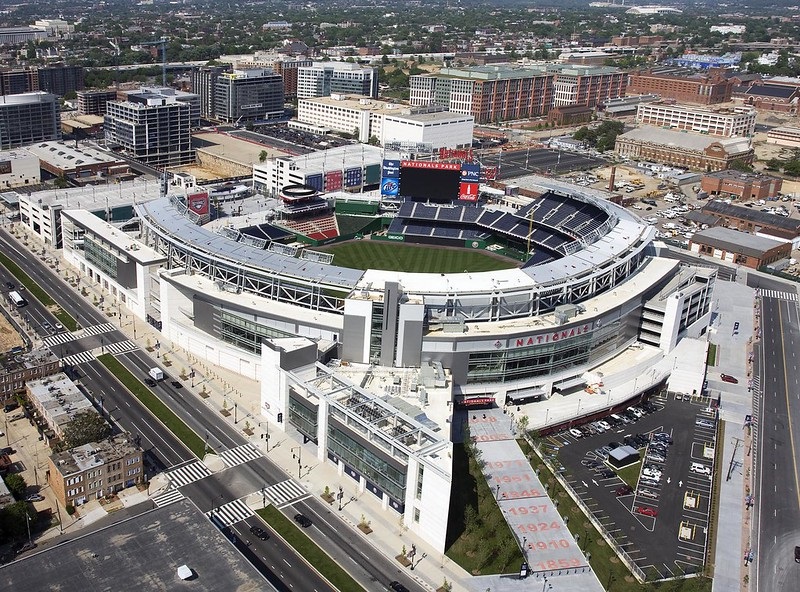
<box><xmin>317</xmin><ymin>240</ymin><xmax>518</xmax><ymax>273</ymax></box>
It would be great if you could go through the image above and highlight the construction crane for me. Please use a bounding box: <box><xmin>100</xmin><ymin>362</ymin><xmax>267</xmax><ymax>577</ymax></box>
<box><xmin>140</xmin><ymin>38</ymin><xmax>168</xmax><ymax>87</ymax></box>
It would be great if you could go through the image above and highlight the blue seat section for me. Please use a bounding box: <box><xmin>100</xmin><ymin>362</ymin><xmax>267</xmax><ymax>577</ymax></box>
<box><xmin>240</xmin><ymin>224</ymin><xmax>294</xmax><ymax>242</ymax></box>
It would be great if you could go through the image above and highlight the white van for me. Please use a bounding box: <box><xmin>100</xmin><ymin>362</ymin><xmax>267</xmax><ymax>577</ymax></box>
<box><xmin>690</xmin><ymin>462</ymin><xmax>711</xmax><ymax>476</ymax></box>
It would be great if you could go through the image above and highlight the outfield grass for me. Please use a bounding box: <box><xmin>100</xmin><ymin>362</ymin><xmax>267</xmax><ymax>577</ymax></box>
<box><xmin>97</xmin><ymin>354</ymin><xmax>206</xmax><ymax>458</ymax></box>
<box><xmin>0</xmin><ymin>250</ymin><xmax>78</xmax><ymax>331</ymax></box>
<box><xmin>317</xmin><ymin>241</ymin><xmax>518</xmax><ymax>273</ymax></box>
<box><xmin>257</xmin><ymin>506</ymin><xmax>365</xmax><ymax>592</ymax></box>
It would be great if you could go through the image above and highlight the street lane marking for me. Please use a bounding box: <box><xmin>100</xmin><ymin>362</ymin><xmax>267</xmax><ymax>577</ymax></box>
<box><xmin>779</xmin><ymin>304</ymin><xmax>800</xmax><ymax>518</ymax></box>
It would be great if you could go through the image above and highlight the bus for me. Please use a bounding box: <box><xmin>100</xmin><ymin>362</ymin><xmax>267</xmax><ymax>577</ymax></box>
<box><xmin>8</xmin><ymin>290</ymin><xmax>27</xmax><ymax>307</ymax></box>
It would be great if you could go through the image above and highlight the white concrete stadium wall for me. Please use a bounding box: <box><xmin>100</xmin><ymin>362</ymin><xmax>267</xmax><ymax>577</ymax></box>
<box><xmin>404</xmin><ymin>455</ymin><xmax>451</xmax><ymax>552</ymax></box>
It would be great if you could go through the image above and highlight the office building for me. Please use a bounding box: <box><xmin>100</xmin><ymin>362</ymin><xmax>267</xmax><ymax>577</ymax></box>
<box><xmin>104</xmin><ymin>89</ymin><xmax>193</xmax><ymax>167</ymax></box>
<box><xmin>627</xmin><ymin>69</ymin><xmax>734</xmax><ymax>105</ymax></box>
<box><xmin>0</xmin><ymin>92</ymin><xmax>61</xmax><ymax>149</ymax></box>
<box><xmin>614</xmin><ymin>126</ymin><xmax>753</xmax><ymax>171</ymax></box>
<box><xmin>410</xmin><ymin>64</ymin><xmax>625</xmax><ymax>124</ymax></box>
<box><xmin>77</xmin><ymin>89</ymin><xmax>119</xmax><ymax>116</ymax></box>
<box><xmin>48</xmin><ymin>433</ymin><xmax>144</xmax><ymax>507</ymax></box>
<box><xmin>635</xmin><ymin>103</ymin><xmax>757</xmax><ymax>137</ymax></box>
<box><xmin>134</xmin><ymin>86</ymin><xmax>200</xmax><ymax>128</ymax></box>
<box><xmin>214</xmin><ymin>69</ymin><xmax>285</xmax><ymax>123</ymax></box>
<box><xmin>296</xmin><ymin>94</ymin><xmax>473</xmax><ymax>147</ymax></box>
<box><xmin>190</xmin><ymin>65</ymin><xmax>229</xmax><ymax>120</ymax></box>
<box><xmin>0</xmin><ymin>27</ymin><xmax>47</xmax><ymax>45</ymax></box>
<box><xmin>297</xmin><ymin>62</ymin><xmax>378</xmax><ymax>99</ymax></box>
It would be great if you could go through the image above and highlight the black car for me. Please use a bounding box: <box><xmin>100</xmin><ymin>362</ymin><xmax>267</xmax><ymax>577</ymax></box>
<box><xmin>294</xmin><ymin>514</ymin><xmax>312</xmax><ymax>528</ymax></box>
<box><xmin>144</xmin><ymin>378</ymin><xmax>157</xmax><ymax>387</ymax></box>
<box><xmin>249</xmin><ymin>525</ymin><xmax>269</xmax><ymax>540</ymax></box>
<box><xmin>597</xmin><ymin>469</ymin><xmax>615</xmax><ymax>479</ymax></box>
<box><xmin>170</xmin><ymin>380</ymin><xmax>183</xmax><ymax>389</ymax></box>
<box><xmin>5</xmin><ymin>282</ymin><xmax>14</xmax><ymax>290</ymax></box>
<box><xmin>389</xmin><ymin>582</ymin><xmax>410</xmax><ymax>592</ymax></box>
<box><xmin>795</xmin><ymin>546</ymin><xmax>800</xmax><ymax>563</ymax></box>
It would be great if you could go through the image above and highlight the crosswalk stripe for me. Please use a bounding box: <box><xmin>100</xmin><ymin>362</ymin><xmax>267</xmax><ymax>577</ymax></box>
<box><xmin>42</xmin><ymin>332</ymin><xmax>78</xmax><ymax>347</ymax></box>
<box><xmin>219</xmin><ymin>443</ymin><xmax>262</xmax><ymax>468</ymax></box>
<box><xmin>758</xmin><ymin>289</ymin><xmax>798</xmax><ymax>301</ymax></box>
<box><xmin>61</xmin><ymin>351</ymin><xmax>95</xmax><ymax>366</ymax></box>
<box><xmin>104</xmin><ymin>340</ymin><xmax>139</xmax><ymax>355</ymax></box>
<box><xmin>152</xmin><ymin>487</ymin><xmax>185</xmax><ymax>508</ymax></box>
<box><xmin>263</xmin><ymin>479</ymin><xmax>309</xmax><ymax>508</ymax></box>
<box><xmin>165</xmin><ymin>460</ymin><xmax>212</xmax><ymax>488</ymax></box>
<box><xmin>205</xmin><ymin>498</ymin><xmax>253</xmax><ymax>527</ymax></box>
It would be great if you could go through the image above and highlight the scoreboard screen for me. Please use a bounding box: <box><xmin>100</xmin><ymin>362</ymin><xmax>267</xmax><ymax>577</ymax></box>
<box><xmin>399</xmin><ymin>161</ymin><xmax>461</xmax><ymax>202</ymax></box>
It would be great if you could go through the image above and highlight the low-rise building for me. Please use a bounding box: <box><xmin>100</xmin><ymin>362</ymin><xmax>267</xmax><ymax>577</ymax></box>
<box><xmin>296</xmin><ymin>94</ymin><xmax>473</xmax><ymax>147</ymax></box>
<box><xmin>23</xmin><ymin>140</ymin><xmax>129</xmax><ymax>184</ymax></box>
<box><xmin>689</xmin><ymin>226</ymin><xmax>790</xmax><ymax>268</ymax></box>
<box><xmin>635</xmin><ymin>103</ymin><xmax>756</xmax><ymax>137</ymax></box>
<box><xmin>0</xmin><ymin>349</ymin><xmax>60</xmax><ymax>399</ymax></box>
<box><xmin>732</xmin><ymin>81</ymin><xmax>798</xmax><ymax>115</ymax></box>
<box><xmin>701</xmin><ymin>200</ymin><xmax>800</xmax><ymax>244</ymax></box>
<box><xmin>700</xmin><ymin>171</ymin><xmax>782</xmax><ymax>201</ymax></box>
<box><xmin>614</xmin><ymin>126</ymin><xmax>754</xmax><ymax>172</ymax></box>
<box><xmin>766</xmin><ymin>125</ymin><xmax>800</xmax><ymax>148</ymax></box>
<box><xmin>627</xmin><ymin>69</ymin><xmax>734</xmax><ymax>105</ymax></box>
<box><xmin>0</xmin><ymin>149</ymin><xmax>40</xmax><ymax>189</ymax></box>
<box><xmin>47</xmin><ymin>433</ymin><xmax>144</xmax><ymax>507</ymax></box>
<box><xmin>26</xmin><ymin>372</ymin><xmax>101</xmax><ymax>443</ymax></box>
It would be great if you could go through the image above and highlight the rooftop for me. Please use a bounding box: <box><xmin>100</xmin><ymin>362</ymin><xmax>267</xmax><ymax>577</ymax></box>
<box><xmin>703</xmin><ymin>200</ymin><xmax>800</xmax><ymax>233</ymax></box>
<box><xmin>0</xmin><ymin>499</ymin><xmax>273</xmax><ymax>592</ymax></box>
<box><xmin>617</xmin><ymin>126</ymin><xmax>752</xmax><ymax>153</ymax></box>
<box><xmin>0</xmin><ymin>348</ymin><xmax>58</xmax><ymax>374</ymax></box>
<box><xmin>691</xmin><ymin>226</ymin><xmax>786</xmax><ymax>257</ymax></box>
<box><xmin>50</xmin><ymin>432</ymin><xmax>140</xmax><ymax>476</ymax></box>
<box><xmin>14</xmin><ymin>176</ymin><xmax>159</xmax><ymax>212</ymax></box>
<box><xmin>27</xmin><ymin>372</ymin><xmax>97</xmax><ymax>432</ymax></box>
<box><xmin>23</xmin><ymin>141</ymin><xmax>125</xmax><ymax>171</ymax></box>
<box><xmin>61</xmin><ymin>209</ymin><xmax>166</xmax><ymax>265</ymax></box>
<box><xmin>0</xmin><ymin>91</ymin><xmax>56</xmax><ymax>106</ymax></box>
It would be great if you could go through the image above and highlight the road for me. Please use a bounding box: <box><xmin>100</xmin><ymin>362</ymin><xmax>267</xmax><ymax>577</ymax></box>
<box><xmin>754</xmin><ymin>292</ymin><xmax>800</xmax><ymax>592</ymax></box>
<box><xmin>0</xmin><ymin>228</ymin><xmax>421</xmax><ymax>592</ymax></box>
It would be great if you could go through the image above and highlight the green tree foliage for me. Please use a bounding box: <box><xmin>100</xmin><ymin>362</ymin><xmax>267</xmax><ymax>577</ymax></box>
<box><xmin>573</xmin><ymin>121</ymin><xmax>624</xmax><ymax>153</ymax></box>
<box><xmin>728</xmin><ymin>159</ymin><xmax>754</xmax><ymax>173</ymax></box>
<box><xmin>3</xmin><ymin>474</ymin><xmax>27</xmax><ymax>500</ymax></box>
<box><xmin>0</xmin><ymin>501</ymin><xmax>37</xmax><ymax>541</ymax></box>
<box><xmin>61</xmin><ymin>411</ymin><xmax>111</xmax><ymax>450</ymax></box>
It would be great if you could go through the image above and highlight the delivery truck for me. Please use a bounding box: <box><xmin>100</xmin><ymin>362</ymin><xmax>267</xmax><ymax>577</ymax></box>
<box><xmin>149</xmin><ymin>367</ymin><xmax>165</xmax><ymax>382</ymax></box>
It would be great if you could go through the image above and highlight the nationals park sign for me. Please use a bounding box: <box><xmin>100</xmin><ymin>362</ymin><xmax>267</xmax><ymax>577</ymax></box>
<box><xmin>509</xmin><ymin>323</ymin><xmax>592</xmax><ymax>348</ymax></box>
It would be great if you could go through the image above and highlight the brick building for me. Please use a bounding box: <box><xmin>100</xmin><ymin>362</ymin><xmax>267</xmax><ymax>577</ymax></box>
<box><xmin>47</xmin><ymin>433</ymin><xmax>144</xmax><ymax>507</ymax></box>
<box><xmin>547</xmin><ymin>105</ymin><xmax>593</xmax><ymax>127</ymax></box>
<box><xmin>731</xmin><ymin>81</ymin><xmax>799</xmax><ymax>115</ymax></box>
<box><xmin>614</xmin><ymin>126</ymin><xmax>753</xmax><ymax>172</ymax></box>
<box><xmin>700</xmin><ymin>171</ymin><xmax>782</xmax><ymax>201</ymax></box>
<box><xmin>689</xmin><ymin>226</ymin><xmax>790</xmax><ymax>269</ymax></box>
<box><xmin>627</xmin><ymin>68</ymin><xmax>734</xmax><ymax>105</ymax></box>
<box><xmin>0</xmin><ymin>349</ymin><xmax>59</xmax><ymax>400</ymax></box>
<box><xmin>77</xmin><ymin>89</ymin><xmax>119</xmax><ymax>116</ymax></box>
<box><xmin>701</xmin><ymin>200</ymin><xmax>800</xmax><ymax>242</ymax></box>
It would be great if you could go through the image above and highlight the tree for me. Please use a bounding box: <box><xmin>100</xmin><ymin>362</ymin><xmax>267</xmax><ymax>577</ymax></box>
<box><xmin>3</xmin><ymin>474</ymin><xmax>27</xmax><ymax>500</ymax></box>
<box><xmin>61</xmin><ymin>411</ymin><xmax>111</xmax><ymax>450</ymax></box>
<box><xmin>0</xmin><ymin>501</ymin><xmax>37</xmax><ymax>540</ymax></box>
<box><xmin>728</xmin><ymin>159</ymin><xmax>754</xmax><ymax>173</ymax></box>
<box><xmin>259</xmin><ymin>150</ymin><xmax>268</xmax><ymax>163</ymax></box>
<box><xmin>764</xmin><ymin>158</ymin><xmax>783</xmax><ymax>171</ymax></box>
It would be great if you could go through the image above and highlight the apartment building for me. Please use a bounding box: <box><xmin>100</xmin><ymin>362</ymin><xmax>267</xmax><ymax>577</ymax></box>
<box><xmin>0</xmin><ymin>349</ymin><xmax>59</xmax><ymax>399</ymax></box>
<box><xmin>26</xmin><ymin>372</ymin><xmax>101</xmax><ymax>442</ymax></box>
<box><xmin>0</xmin><ymin>92</ymin><xmax>61</xmax><ymax>149</ymax></box>
<box><xmin>297</xmin><ymin>62</ymin><xmax>378</xmax><ymax>99</ymax></box>
<box><xmin>36</xmin><ymin>65</ymin><xmax>84</xmax><ymax>96</ymax></box>
<box><xmin>0</xmin><ymin>68</ymin><xmax>38</xmax><ymax>96</ymax></box>
<box><xmin>214</xmin><ymin>69</ymin><xmax>285</xmax><ymax>123</ymax></box>
<box><xmin>410</xmin><ymin>64</ymin><xmax>625</xmax><ymax>124</ymax></box>
<box><xmin>627</xmin><ymin>69</ymin><xmax>734</xmax><ymax>105</ymax></box>
<box><xmin>635</xmin><ymin>103</ymin><xmax>757</xmax><ymax>137</ymax></box>
<box><xmin>48</xmin><ymin>432</ymin><xmax>144</xmax><ymax>507</ymax></box>
<box><xmin>104</xmin><ymin>89</ymin><xmax>193</xmax><ymax>167</ymax></box>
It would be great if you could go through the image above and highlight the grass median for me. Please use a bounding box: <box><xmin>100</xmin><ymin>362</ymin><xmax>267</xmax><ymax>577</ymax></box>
<box><xmin>256</xmin><ymin>506</ymin><xmax>365</xmax><ymax>592</ymax></box>
<box><xmin>0</xmin><ymin>250</ymin><xmax>78</xmax><ymax>331</ymax></box>
<box><xmin>98</xmin><ymin>354</ymin><xmax>206</xmax><ymax>458</ymax></box>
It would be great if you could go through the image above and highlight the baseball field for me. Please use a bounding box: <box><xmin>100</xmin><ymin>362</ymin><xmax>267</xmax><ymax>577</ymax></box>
<box><xmin>316</xmin><ymin>240</ymin><xmax>518</xmax><ymax>273</ymax></box>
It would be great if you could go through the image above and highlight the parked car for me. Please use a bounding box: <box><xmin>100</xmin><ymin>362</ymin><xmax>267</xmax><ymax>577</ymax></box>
<box><xmin>690</xmin><ymin>463</ymin><xmax>712</xmax><ymax>476</ymax></box>
<box><xmin>638</xmin><ymin>488</ymin><xmax>658</xmax><ymax>499</ymax></box>
<box><xmin>569</xmin><ymin>428</ymin><xmax>583</xmax><ymax>439</ymax></box>
<box><xmin>651</xmin><ymin>433</ymin><xmax>673</xmax><ymax>444</ymax></box>
<box><xmin>25</xmin><ymin>494</ymin><xmax>44</xmax><ymax>502</ymax></box>
<box><xmin>293</xmin><ymin>514</ymin><xmax>312</xmax><ymax>528</ymax></box>
<box><xmin>615</xmin><ymin>485</ymin><xmax>633</xmax><ymax>497</ymax></box>
<box><xmin>720</xmin><ymin>373</ymin><xmax>738</xmax><ymax>384</ymax></box>
<box><xmin>636</xmin><ymin>506</ymin><xmax>658</xmax><ymax>517</ymax></box>
<box><xmin>646</xmin><ymin>454</ymin><xmax>666</xmax><ymax>463</ymax></box>
<box><xmin>608</xmin><ymin>441</ymin><xmax>622</xmax><ymax>450</ymax></box>
<box><xmin>696</xmin><ymin>418</ymin><xmax>715</xmax><ymax>429</ymax></box>
<box><xmin>597</xmin><ymin>469</ymin><xmax>615</xmax><ymax>479</ymax></box>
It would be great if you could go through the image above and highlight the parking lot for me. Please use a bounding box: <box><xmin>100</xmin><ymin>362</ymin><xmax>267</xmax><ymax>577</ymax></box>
<box><xmin>546</xmin><ymin>391</ymin><xmax>718</xmax><ymax>579</ymax></box>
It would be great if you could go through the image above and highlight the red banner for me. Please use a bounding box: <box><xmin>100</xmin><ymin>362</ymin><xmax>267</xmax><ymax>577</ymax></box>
<box><xmin>459</xmin><ymin>182</ymin><xmax>479</xmax><ymax>201</ymax></box>
<box><xmin>187</xmin><ymin>191</ymin><xmax>209</xmax><ymax>216</ymax></box>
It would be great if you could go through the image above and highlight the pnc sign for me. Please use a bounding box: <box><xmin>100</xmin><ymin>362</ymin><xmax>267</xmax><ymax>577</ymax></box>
<box><xmin>513</xmin><ymin>323</ymin><xmax>592</xmax><ymax>347</ymax></box>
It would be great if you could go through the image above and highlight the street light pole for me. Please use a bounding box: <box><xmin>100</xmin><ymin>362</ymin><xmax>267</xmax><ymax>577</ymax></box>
<box><xmin>291</xmin><ymin>446</ymin><xmax>302</xmax><ymax>478</ymax></box>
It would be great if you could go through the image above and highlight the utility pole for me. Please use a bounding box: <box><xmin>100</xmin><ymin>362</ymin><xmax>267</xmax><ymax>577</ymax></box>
<box><xmin>727</xmin><ymin>436</ymin><xmax>742</xmax><ymax>482</ymax></box>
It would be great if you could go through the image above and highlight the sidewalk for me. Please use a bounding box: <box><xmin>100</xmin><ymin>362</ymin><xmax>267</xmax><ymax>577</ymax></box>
<box><xmin>19</xmin><ymin>227</ymin><xmax>474</xmax><ymax>592</ymax></box>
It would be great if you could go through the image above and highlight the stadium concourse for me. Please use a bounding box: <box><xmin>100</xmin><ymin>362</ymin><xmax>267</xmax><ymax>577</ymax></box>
<box><xmin>61</xmin><ymin>169</ymin><xmax>716</xmax><ymax>561</ymax></box>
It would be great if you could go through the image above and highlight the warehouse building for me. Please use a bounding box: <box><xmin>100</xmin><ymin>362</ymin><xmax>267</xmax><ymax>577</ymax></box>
<box><xmin>689</xmin><ymin>226</ymin><xmax>791</xmax><ymax>269</ymax></box>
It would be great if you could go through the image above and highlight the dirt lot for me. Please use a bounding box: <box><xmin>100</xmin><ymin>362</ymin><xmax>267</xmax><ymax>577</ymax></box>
<box><xmin>0</xmin><ymin>308</ymin><xmax>24</xmax><ymax>353</ymax></box>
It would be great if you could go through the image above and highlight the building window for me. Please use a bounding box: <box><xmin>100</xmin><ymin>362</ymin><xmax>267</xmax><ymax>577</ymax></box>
<box><xmin>413</xmin><ymin>507</ymin><xmax>420</xmax><ymax>523</ymax></box>
<box><xmin>416</xmin><ymin>466</ymin><xmax>424</xmax><ymax>500</ymax></box>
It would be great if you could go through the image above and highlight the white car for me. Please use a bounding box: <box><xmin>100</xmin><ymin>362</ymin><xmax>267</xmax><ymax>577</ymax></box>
<box><xmin>569</xmin><ymin>428</ymin><xmax>583</xmax><ymax>439</ymax></box>
<box><xmin>690</xmin><ymin>463</ymin><xmax>711</xmax><ymax>476</ymax></box>
<box><xmin>597</xmin><ymin>420</ymin><xmax>612</xmax><ymax>431</ymax></box>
